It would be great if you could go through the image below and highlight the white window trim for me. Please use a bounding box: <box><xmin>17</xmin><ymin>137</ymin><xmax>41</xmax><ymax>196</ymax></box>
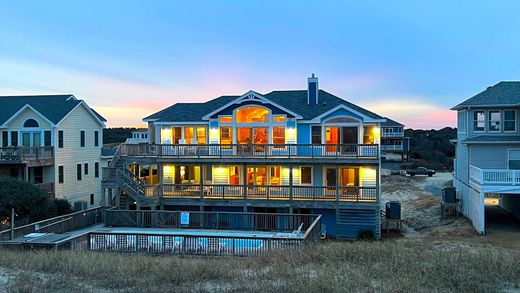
<box><xmin>299</xmin><ymin>166</ymin><xmax>313</xmax><ymax>185</ymax></box>
<box><xmin>488</xmin><ymin>110</ymin><xmax>502</xmax><ymax>133</ymax></box>
<box><xmin>473</xmin><ymin>110</ymin><xmax>486</xmax><ymax>133</ymax></box>
<box><xmin>507</xmin><ymin>148</ymin><xmax>520</xmax><ymax>169</ymax></box>
<box><xmin>504</xmin><ymin>109</ymin><xmax>517</xmax><ymax>133</ymax></box>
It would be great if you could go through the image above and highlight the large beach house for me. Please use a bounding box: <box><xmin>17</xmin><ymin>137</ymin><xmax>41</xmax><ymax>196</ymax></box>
<box><xmin>453</xmin><ymin>82</ymin><xmax>520</xmax><ymax>234</ymax></box>
<box><xmin>102</xmin><ymin>75</ymin><xmax>386</xmax><ymax>239</ymax></box>
<box><xmin>0</xmin><ymin>95</ymin><xmax>106</xmax><ymax>208</ymax></box>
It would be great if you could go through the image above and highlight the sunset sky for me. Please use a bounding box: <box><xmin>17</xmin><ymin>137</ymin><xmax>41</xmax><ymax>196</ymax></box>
<box><xmin>1</xmin><ymin>1</ymin><xmax>520</xmax><ymax>129</ymax></box>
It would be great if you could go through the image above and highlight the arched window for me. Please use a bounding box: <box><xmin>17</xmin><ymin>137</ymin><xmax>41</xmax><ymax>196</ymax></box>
<box><xmin>23</xmin><ymin>119</ymin><xmax>39</xmax><ymax>128</ymax></box>
<box><xmin>236</xmin><ymin>106</ymin><xmax>269</xmax><ymax>123</ymax></box>
<box><xmin>324</xmin><ymin>117</ymin><xmax>360</xmax><ymax>123</ymax></box>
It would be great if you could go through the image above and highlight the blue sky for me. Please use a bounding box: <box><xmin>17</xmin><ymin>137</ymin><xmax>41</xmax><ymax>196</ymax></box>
<box><xmin>1</xmin><ymin>1</ymin><xmax>519</xmax><ymax>128</ymax></box>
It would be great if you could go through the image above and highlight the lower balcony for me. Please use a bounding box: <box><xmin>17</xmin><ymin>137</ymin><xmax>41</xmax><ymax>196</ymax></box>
<box><xmin>141</xmin><ymin>184</ymin><xmax>378</xmax><ymax>202</ymax></box>
<box><xmin>470</xmin><ymin>165</ymin><xmax>520</xmax><ymax>185</ymax></box>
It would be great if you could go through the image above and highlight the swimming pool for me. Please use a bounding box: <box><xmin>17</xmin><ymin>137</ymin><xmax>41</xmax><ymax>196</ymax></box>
<box><xmin>89</xmin><ymin>227</ymin><xmax>303</xmax><ymax>254</ymax></box>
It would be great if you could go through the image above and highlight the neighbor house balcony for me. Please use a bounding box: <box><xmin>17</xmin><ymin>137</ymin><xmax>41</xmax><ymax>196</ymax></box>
<box><xmin>118</xmin><ymin>143</ymin><xmax>379</xmax><ymax>162</ymax></box>
<box><xmin>0</xmin><ymin>147</ymin><xmax>54</xmax><ymax>166</ymax></box>
<box><xmin>380</xmin><ymin>145</ymin><xmax>403</xmax><ymax>151</ymax></box>
<box><xmin>381</xmin><ymin>131</ymin><xmax>404</xmax><ymax>138</ymax></box>
<box><xmin>470</xmin><ymin>165</ymin><xmax>520</xmax><ymax>186</ymax></box>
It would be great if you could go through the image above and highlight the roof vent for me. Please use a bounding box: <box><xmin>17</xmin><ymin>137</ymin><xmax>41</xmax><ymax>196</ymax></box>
<box><xmin>307</xmin><ymin>74</ymin><xmax>319</xmax><ymax>105</ymax></box>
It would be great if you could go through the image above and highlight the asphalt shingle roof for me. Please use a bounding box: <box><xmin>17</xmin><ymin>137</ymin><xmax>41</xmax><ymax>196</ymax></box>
<box><xmin>462</xmin><ymin>135</ymin><xmax>520</xmax><ymax>144</ymax></box>
<box><xmin>381</xmin><ymin>117</ymin><xmax>404</xmax><ymax>127</ymax></box>
<box><xmin>0</xmin><ymin>95</ymin><xmax>106</xmax><ymax>125</ymax></box>
<box><xmin>144</xmin><ymin>90</ymin><xmax>384</xmax><ymax>122</ymax></box>
<box><xmin>452</xmin><ymin>81</ymin><xmax>520</xmax><ymax>110</ymax></box>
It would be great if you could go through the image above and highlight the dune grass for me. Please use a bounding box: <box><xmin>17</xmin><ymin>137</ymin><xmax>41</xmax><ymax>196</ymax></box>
<box><xmin>0</xmin><ymin>239</ymin><xmax>519</xmax><ymax>292</ymax></box>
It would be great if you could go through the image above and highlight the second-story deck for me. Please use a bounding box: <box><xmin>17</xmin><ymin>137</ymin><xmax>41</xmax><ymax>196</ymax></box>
<box><xmin>0</xmin><ymin>147</ymin><xmax>54</xmax><ymax>166</ymax></box>
<box><xmin>118</xmin><ymin>143</ymin><xmax>379</xmax><ymax>162</ymax></box>
<box><xmin>470</xmin><ymin>165</ymin><xmax>520</xmax><ymax>186</ymax></box>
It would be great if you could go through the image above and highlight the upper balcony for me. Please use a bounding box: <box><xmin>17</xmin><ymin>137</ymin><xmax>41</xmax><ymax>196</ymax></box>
<box><xmin>118</xmin><ymin>143</ymin><xmax>379</xmax><ymax>162</ymax></box>
<box><xmin>0</xmin><ymin>147</ymin><xmax>54</xmax><ymax>166</ymax></box>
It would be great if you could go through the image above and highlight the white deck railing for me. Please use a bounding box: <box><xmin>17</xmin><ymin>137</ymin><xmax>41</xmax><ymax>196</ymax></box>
<box><xmin>470</xmin><ymin>165</ymin><xmax>520</xmax><ymax>185</ymax></box>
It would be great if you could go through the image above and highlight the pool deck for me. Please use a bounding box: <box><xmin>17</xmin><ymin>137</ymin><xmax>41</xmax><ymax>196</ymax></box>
<box><xmin>0</xmin><ymin>224</ymin><xmax>301</xmax><ymax>246</ymax></box>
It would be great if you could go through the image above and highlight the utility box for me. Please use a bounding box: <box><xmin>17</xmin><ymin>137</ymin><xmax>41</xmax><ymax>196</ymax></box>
<box><xmin>385</xmin><ymin>201</ymin><xmax>401</xmax><ymax>219</ymax></box>
<box><xmin>74</xmin><ymin>201</ymin><xmax>88</xmax><ymax>211</ymax></box>
<box><xmin>442</xmin><ymin>187</ymin><xmax>457</xmax><ymax>203</ymax></box>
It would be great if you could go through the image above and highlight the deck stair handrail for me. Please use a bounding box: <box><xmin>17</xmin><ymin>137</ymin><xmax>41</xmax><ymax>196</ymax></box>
<box><xmin>116</xmin><ymin>169</ymin><xmax>147</xmax><ymax>200</ymax></box>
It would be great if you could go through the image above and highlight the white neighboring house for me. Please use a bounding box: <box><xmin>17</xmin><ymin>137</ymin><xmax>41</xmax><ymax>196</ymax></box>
<box><xmin>125</xmin><ymin>129</ymin><xmax>149</xmax><ymax>144</ymax></box>
<box><xmin>0</xmin><ymin>94</ymin><xmax>106</xmax><ymax>209</ymax></box>
<box><xmin>452</xmin><ymin>82</ymin><xmax>520</xmax><ymax>234</ymax></box>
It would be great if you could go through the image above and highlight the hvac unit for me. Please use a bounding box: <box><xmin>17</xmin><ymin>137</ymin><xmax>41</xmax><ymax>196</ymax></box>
<box><xmin>442</xmin><ymin>187</ymin><xmax>457</xmax><ymax>203</ymax></box>
<box><xmin>385</xmin><ymin>201</ymin><xmax>401</xmax><ymax>219</ymax></box>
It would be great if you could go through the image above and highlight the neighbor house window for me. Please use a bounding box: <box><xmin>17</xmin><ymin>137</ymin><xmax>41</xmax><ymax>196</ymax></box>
<box><xmin>10</xmin><ymin>131</ymin><xmax>18</xmax><ymax>147</ymax></box>
<box><xmin>509</xmin><ymin>150</ymin><xmax>520</xmax><ymax>170</ymax></box>
<box><xmin>489</xmin><ymin>110</ymin><xmax>501</xmax><ymax>132</ymax></box>
<box><xmin>90</xmin><ymin>194</ymin><xmax>95</xmax><ymax>205</ymax></box>
<box><xmin>80</xmin><ymin>130</ymin><xmax>85</xmax><ymax>147</ymax></box>
<box><xmin>77</xmin><ymin>164</ymin><xmax>82</xmax><ymax>181</ymax></box>
<box><xmin>504</xmin><ymin>110</ymin><xmax>516</xmax><ymax>132</ymax></box>
<box><xmin>58</xmin><ymin>166</ymin><xmax>64</xmax><ymax>184</ymax></box>
<box><xmin>44</xmin><ymin>131</ymin><xmax>51</xmax><ymax>146</ymax></box>
<box><xmin>1</xmin><ymin>131</ymin><xmax>7</xmax><ymax>147</ymax></box>
<box><xmin>95</xmin><ymin>162</ymin><xmax>99</xmax><ymax>178</ymax></box>
<box><xmin>473</xmin><ymin>111</ymin><xmax>485</xmax><ymax>132</ymax></box>
<box><xmin>84</xmin><ymin>163</ymin><xmax>89</xmax><ymax>175</ymax></box>
<box><xmin>311</xmin><ymin>126</ymin><xmax>322</xmax><ymax>144</ymax></box>
<box><xmin>58</xmin><ymin>131</ymin><xmax>64</xmax><ymax>148</ymax></box>
<box><xmin>94</xmin><ymin>131</ymin><xmax>99</xmax><ymax>147</ymax></box>
<box><xmin>301</xmin><ymin>166</ymin><xmax>312</xmax><ymax>184</ymax></box>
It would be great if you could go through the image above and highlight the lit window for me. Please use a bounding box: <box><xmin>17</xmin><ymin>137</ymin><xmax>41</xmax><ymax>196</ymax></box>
<box><xmin>220</xmin><ymin>126</ymin><xmax>232</xmax><ymax>145</ymax></box>
<box><xmin>220</xmin><ymin>116</ymin><xmax>232</xmax><ymax>123</ymax></box>
<box><xmin>269</xmin><ymin>166</ymin><xmax>281</xmax><ymax>185</ymax></box>
<box><xmin>184</xmin><ymin>127</ymin><xmax>194</xmax><ymax>144</ymax></box>
<box><xmin>196</xmin><ymin>127</ymin><xmax>207</xmax><ymax>144</ymax></box>
<box><xmin>272</xmin><ymin>127</ymin><xmax>285</xmax><ymax>145</ymax></box>
<box><xmin>473</xmin><ymin>111</ymin><xmax>485</xmax><ymax>132</ymax></box>
<box><xmin>489</xmin><ymin>110</ymin><xmax>501</xmax><ymax>132</ymax></box>
<box><xmin>504</xmin><ymin>110</ymin><xmax>516</xmax><ymax>132</ymax></box>
<box><xmin>236</xmin><ymin>106</ymin><xmax>269</xmax><ymax>123</ymax></box>
<box><xmin>274</xmin><ymin>115</ymin><xmax>286</xmax><ymax>123</ymax></box>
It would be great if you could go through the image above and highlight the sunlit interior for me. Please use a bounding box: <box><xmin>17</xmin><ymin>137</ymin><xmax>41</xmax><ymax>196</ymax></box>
<box><xmin>236</xmin><ymin>106</ymin><xmax>269</xmax><ymax>123</ymax></box>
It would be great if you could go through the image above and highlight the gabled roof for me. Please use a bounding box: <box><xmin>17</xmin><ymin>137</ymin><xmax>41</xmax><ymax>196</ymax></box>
<box><xmin>452</xmin><ymin>81</ymin><xmax>520</xmax><ymax>110</ymax></box>
<box><xmin>144</xmin><ymin>90</ymin><xmax>384</xmax><ymax>122</ymax></box>
<box><xmin>381</xmin><ymin>117</ymin><xmax>404</xmax><ymax>127</ymax></box>
<box><xmin>0</xmin><ymin>94</ymin><xmax>106</xmax><ymax>126</ymax></box>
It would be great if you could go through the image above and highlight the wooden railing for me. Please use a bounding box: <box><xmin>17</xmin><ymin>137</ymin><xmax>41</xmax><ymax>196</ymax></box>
<box><xmin>119</xmin><ymin>143</ymin><xmax>379</xmax><ymax>159</ymax></box>
<box><xmin>0</xmin><ymin>206</ymin><xmax>106</xmax><ymax>241</ymax></box>
<box><xmin>470</xmin><ymin>165</ymin><xmax>520</xmax><ymax>185</ymax></box>
<box><xmin>381</xmin><ymin>132</ymin><xmax>404</xmax><ymax>137</ymax></box>
<box><xmin>380</xmin><ymin>145</ymin><xmax>403</xmax><ymax>151</ymax></box>
<box><xmin>34</xmin><ymin>182</ymin><xmax>54</xmax><ymax>194</ymax></box>
<box><xmin>155</xmin><ymin>184</ymin><xmax>377</xmax><ymax>202</ymax></box>
<box><xmin>0</xmin><ymin>146</ymin><xmax>54</xmax><ymax>163</ymax></box>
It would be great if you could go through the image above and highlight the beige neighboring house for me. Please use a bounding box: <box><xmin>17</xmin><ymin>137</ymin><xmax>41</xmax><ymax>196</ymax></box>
<box><xmin>0</xmin><ymin>94</ymin><xmax>106</xmax><ymax>209</ymax></box>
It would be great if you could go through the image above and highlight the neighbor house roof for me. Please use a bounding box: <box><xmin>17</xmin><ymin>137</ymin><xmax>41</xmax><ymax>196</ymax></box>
<box><xmin>101</xmin><ymin>148</ymin><xmax>117</xmax><ymax>157</ymax></box>
<box><xmin>452</xmin><ymin>81</ymin><xmax>520</xmax><ymax>110</ymax></box>
<box><xmin>144</xmin><ymin>90</ymin><xmax>384</xmax><ymax>122</ymax></box>
<box><xmin>0</xmin><ymin>94</ymin><xmax>106</xmax><ymax>126</ymax></box>
<box><xmin>381</xmin><ymin>117</ymin><xmax>404</xmax><ymax>127</ymax></box>
<box><xmin>462</xmin><ymin>135</ymin><xmax>520</xmax><ymax>144</ymax></box>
